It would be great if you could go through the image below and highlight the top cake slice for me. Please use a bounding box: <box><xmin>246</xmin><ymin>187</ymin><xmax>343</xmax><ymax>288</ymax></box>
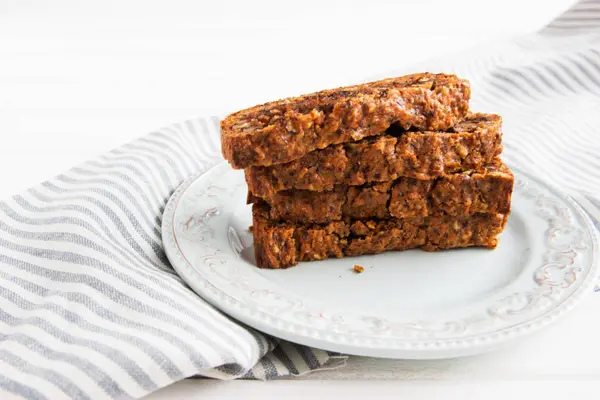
<box><xmin>221</xmin><ymin>73</ymin><xmax>471</xmax><ymax>169</ymax></box>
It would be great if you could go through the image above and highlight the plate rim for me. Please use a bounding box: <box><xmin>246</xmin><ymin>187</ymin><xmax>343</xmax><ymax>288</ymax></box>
<box><xmin>162</xmin><ymin>161</ymin><xmax>599</xmax><ymax>359</ymax></box>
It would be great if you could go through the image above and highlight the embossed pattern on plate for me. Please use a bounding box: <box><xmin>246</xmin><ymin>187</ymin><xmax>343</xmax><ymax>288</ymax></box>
<box><xmin>162</xmin><ymin>162</ymin><xmax>598</xmax><ymax>359</ymax></box>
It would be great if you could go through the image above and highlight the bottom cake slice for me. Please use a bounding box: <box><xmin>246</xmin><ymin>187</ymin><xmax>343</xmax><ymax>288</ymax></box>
<box><xmin>252</xmin><ymin>203</ymin><xmax>508</xmax><ymax>269</ymax></box>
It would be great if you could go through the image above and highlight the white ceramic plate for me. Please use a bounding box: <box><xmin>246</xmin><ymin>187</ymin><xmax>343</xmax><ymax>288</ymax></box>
<box><xmin>162</xmin><ymin>161</ymin><xmax>598</xmax><ymax>359</ymax></box>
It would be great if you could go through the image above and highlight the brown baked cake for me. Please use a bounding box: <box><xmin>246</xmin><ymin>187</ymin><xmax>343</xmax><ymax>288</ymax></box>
<box><xmin>245</xmin><ymin>113</ymin><xmax>502</xmax><ymax>198</ymax></box>
<box><xmin>221</xmin><ymin>73</ymin><xmax>471</xmax><ymax>169</ymax></box>
<box><xmin>250</xmin><ymin>164</ymin><xmax>514</xmax><ymax>224</ymax></box>
<box><xmin>253</xmin><ymin>203</ymin><xmax>508</xmax><ymax>269</ymax></box>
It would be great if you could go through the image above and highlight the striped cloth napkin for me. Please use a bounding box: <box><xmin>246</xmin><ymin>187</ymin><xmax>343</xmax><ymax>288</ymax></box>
<box><xmin>1</xmin><ymin>1</ymin><xmax>599</xmax><ymax>398</ymax></box>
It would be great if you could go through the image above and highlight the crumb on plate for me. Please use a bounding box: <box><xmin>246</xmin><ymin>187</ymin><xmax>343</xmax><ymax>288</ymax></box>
<box><xmin>353</xmin><ymin>264</ymin><xmax>365</xmax><ymax>274</ymax></box>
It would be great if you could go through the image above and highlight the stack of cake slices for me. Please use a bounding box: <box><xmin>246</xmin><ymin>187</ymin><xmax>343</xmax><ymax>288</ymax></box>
<box><xmin>220</xmin><ymin>73</ymin><xmax>514</xmax><ymax>269</ymax></box>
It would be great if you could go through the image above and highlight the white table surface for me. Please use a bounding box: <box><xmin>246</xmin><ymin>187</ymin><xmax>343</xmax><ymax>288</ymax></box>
<box><xmin>2</xmin><ymin>0</ymin><xmax>599</xmax><ymax>398</ymax></box>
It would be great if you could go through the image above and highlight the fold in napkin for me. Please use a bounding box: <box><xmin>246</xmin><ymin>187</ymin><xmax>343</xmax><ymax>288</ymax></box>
<box><xmin>1</xmin><ymin>1</ymin><xmax>600</xmax><ymax>398</ymax></box>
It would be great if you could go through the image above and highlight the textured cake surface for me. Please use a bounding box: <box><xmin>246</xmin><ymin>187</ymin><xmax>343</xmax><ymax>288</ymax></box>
<box><xmin>252</xmin><ymin>203</ymin><xmax>508</xmax><ymax>269</ymax></box>
<box><xmin>222</xmin><ymin>73</ymin><xmax>471</xmax><ymax>169</ymax></box>
<box><xmin>245</xmin><ymin>113</ymin><xmax>502</xmax><ymax>198</ymax></box>
<box><xmin>250</xmin><ymin>164</ymin><xmax>514</xmax><ymax>224</ymax></box>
